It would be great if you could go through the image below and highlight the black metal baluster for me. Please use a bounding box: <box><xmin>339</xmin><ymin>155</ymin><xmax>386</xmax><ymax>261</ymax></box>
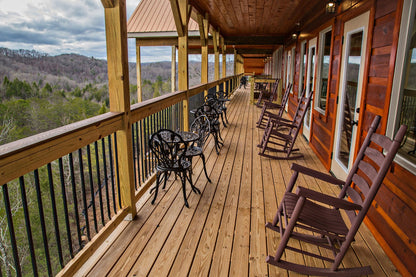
<box><xmin>2</xmin><ymin>184</ymin><xmax>22</xmax><ymax>276</ymax></box>
<box><xmin>58</xmin><ymin>158</ymin><xmax>73</xmax><ymax>258</ymax></box>
<box><xmin>86</xmin><ymin>145</ymin><xmax>98</xmax><ymax>233</ymax></box>
<box><xmin>78</xmin><ymin>149</ymin><xmax>90</xmax><ymax>240</ymax></box>
<box><xmin>144</xmin><ymin>117</ymin><xmax>150</xmax><ymax>177</ymax></box>
<box><xmin>33</xmin><ymin>169</ymin><xmax>52</xmax><ymax>276</ymax></box>
<box><xmin>101</xmin><ymin>138</ymin><xmax>111</xmax><ymax>220</ymax></box>
<box><xmin>69</xmin><ymin>153</ymin><xmax>82</xmax><ymax>250</ymax></box>
<box><xmin>19</xmin><ymin>177</ymin><xmax>38</xmax><ymax>276</ymax></box>
<box><xmin>131</xmin><ymin>124</ymin><xmax>138</xmax><ymax>190</ymax></box>
<box><xmin>113</xmin><ymin>133</ymin><xmax>122</xmax><ymax>209</ymax></box>
<box><xmin>134</xmin><ymin>122</ymin><xmax>141</xmax><ymax>187</ymax></box>
<box><xmin>139</xmin><ymin>120</ymin><xmax>145</xmax><ymax>183</ymax></box>
<box><xmin>47</xmin><ymin>164</ymin><xmax>64</xmax><ymax>268</ymax></box>
<box><xmin>108</xmin><ymin>136</ymin><xmax>117</xmax><ymax>213</ymax></box>
<box><xmin>94</xmin><ymin>141</ymin><xmax>105</xmax><ymax>227</ymax></box>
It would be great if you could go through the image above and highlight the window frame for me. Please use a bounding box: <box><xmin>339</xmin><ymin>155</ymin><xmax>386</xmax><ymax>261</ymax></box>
<box><xmin>387</xmin><ymin>0</ymin><xmax>416</xmax><ymax>174</ymax></box>
<box><xmin>314</xmin><ymin>26</ymin><xmax>333</xmax><ymax>115</ymax></box>
<box><xmin>299</xmin><ymin>40</ymin><xmax>307</xmax><ymax>93</ymax></box>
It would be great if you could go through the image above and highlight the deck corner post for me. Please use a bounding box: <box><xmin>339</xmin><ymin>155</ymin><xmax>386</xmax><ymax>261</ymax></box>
<box><xmin>103</xmin><ymin>0</ymin><xmax>137</xmax><ymax>219</ymax></box>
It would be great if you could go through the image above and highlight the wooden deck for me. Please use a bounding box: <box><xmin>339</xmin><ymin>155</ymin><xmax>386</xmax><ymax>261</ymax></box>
<box><xmin>76</xmin><ymin>86</ymin><xmax>399</xmax><ymax>276</ymax></box>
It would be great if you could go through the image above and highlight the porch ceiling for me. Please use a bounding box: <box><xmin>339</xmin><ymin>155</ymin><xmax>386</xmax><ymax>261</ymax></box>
<box><xmin>189</xmin><ymin>0</ymin><xmax>336</xmax><ymax>56</ymax></box>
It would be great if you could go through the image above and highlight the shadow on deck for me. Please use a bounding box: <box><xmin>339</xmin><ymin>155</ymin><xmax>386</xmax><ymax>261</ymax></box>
<box><xmin>75</xmin><ymin>86</ymin><xmax>399</xmax><ymax>276</ymax></box>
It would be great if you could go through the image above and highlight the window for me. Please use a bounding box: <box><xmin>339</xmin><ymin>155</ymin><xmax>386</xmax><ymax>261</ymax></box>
<box><xmin>315</xmin><ymin>27</ymin><xmax>332</xmax><ymax>113</ymax></box>
<box><xmin>299</xmin><ymin>41</ymin><xmax>307</xmax><ymax>92</ymax></box>
<box><xmin>388</xmin><ymin>0</ymin><xmax>416</xmax><ymax>173</ymax></box>
<box><xmin>285</xmin><ymin>47</ymin><xmax>295</xmax><ymax>93</ymax></box>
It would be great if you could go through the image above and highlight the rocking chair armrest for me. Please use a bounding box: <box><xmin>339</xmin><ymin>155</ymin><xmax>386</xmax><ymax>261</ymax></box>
<box><xmin>264</xmin><ymin>102</ymin><xmax>282</xmax><ymax>109</ymax></box>
<box><xmin>270</xmin><ymin>118</ymin><xmax>296</xmax><ymax>129</ymax></box>
<box><xmin>296</xmin><ymin>186</ymin><xmax>362</xmax><ymax>211</ymax></box>
<box><xmin>291</xmin><ymin>163</ymin><xmax>344</xmax><ymax>186</ymax></box>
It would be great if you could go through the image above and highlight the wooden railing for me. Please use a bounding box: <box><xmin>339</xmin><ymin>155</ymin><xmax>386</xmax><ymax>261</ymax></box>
<box><xmin>0</xmin><ymin>75</ymin><xmax>241</xmax><ymax>276</ymax></box>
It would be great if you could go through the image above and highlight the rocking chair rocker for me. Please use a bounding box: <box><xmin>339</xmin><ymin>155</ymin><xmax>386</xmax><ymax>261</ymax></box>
<box><xmin>265</xmin><ymin>115</ymin><xmax>407</xmax><ymax>276</ymax></box>
<box><xmin>258</xmin><ymin>90</ymin><xmax>312</xmax><ymax>159</ymax></box>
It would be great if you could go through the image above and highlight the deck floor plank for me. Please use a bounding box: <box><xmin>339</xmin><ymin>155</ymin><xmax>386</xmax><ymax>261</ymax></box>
<box><xmin>80</xmin><ymin>86</ymin><xmax>399</xmax><ymax>277</ymax></box>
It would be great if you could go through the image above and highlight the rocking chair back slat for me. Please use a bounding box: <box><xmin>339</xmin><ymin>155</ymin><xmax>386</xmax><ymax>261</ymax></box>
<box><xmin>371</xmin><ymin>132</ymin><xmax>393</xmax><ymax>150</ymax></box>
<box><xmin>351</xmin><ymin>174</ymin><xmax>370</xmax><ymax>196</ymax></box>
<box><xmin>364</xmin><ymin>147</ymin><xmax>385</xmax><ymax>168</ymax></box>
<box><xmin>345</xmin><ymin>186</ymin><xmax>363</xmax><ymax>206</ymax></box>
<box><xmin>358</xmin><ymin>160</ymin><xmax>378</xmax><ymax>181</ymax></box>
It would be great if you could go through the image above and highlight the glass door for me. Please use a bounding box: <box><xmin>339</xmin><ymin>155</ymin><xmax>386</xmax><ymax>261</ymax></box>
<box><xmin>303</xmin><ymin>37</ymin><xmax>317</xmax><ymax>140</ymax></box>
<box><xmin>331</xmin><ymin>11</ymin><xmax>370</xmax><ymax>179</ymax></box>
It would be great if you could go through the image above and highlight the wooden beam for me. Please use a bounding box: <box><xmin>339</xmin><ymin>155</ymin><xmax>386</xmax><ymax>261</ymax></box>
<box><xmin>225</xmin><ymin>36</ymin><xmax>284</xmax><ymax>45</ymax></box>
<box><xmin>103</xmin><ymin>0</ymin><xmax>136</xmax><ymax>218</ymax></box>
<box><xmin>101</xmin><ymin>0</ymin><xmax>115</xmax><ymax>8</ymax></box>
<box><xmin>170</xmin><ymin>0</ymin><xmax>184</xmax><ymax>37</ymax></box>
<box><xmin>237</xmin><ymin>48</ymin><xmax>274</xmax><ymax>55</ymax></box>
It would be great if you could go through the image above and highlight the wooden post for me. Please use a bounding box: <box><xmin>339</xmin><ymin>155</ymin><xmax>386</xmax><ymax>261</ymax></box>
<box><xmin>222</xmin><ymin>37</ymin><xmax>226</xmax><ymax>78</ymax></box>
<box><xmin>103</xmin><ymin>0</ymin><xmax>136</xmax><ymax>219</ymax></box>
<box><xmin>213</xmin><ymin>30</ymin><xmax>220</xmax><ymax>91</ymax></box>
<box><xmin>234</xmin><ymin>48</ymin><xmax>237</xmax><ymax>76</ymax></box>
<box><xmin>171</xmin><ymin>45</ymin><xmax>177</xmax><ymax>130</ymax></box>
<box><xmin>171</xmin><ymin>0</ymin><xmax>189</xmax><ymax>131</ymax></box>
<box><xmin>198</xmin><ymin>13</ymin><xmax>209</xmax><ymax>97</ymax></box>
<box><xmin>136</xmin><ymin>41</ymin><xmax>142</xmax><ymax>102</ymax></box>
<box><xmin>171</xmin><ymin>45</ymin><xmax>176</xmax><ymax>93</ymax></box>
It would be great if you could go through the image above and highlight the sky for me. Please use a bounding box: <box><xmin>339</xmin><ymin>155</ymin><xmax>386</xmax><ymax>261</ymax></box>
<box><xmin>0</xmin><ymin>0</ymin><xmax>174</xmax><ymax>62</ymax></box>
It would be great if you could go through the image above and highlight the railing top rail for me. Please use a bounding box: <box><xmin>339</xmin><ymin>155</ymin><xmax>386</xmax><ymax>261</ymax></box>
<box><xmin>0</xmin><ymin>74</ymin><xmax>241</xmax><ymax>185</ymax></box>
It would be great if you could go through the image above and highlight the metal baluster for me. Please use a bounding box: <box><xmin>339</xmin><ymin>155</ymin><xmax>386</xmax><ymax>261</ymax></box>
<box><xmin>69</xmin><ymin>153</ymin><xmax>82</xmax><ymax>250</ymax></box>
<box><xmin>94</xmin><ymin>141</ymin><xmax>105</xmax><ymax>227</ymax></box>
<box><xmin>144</xmin><ymin>117</ymin><xmax>150</xmax><ymax>177</ymax></box>
<box><xmin>19</xmin><ymin>177</ymin><xmax>38</xmax><ymax>276</ymax></box>
<box><xmin>113</xmin><ymin>133</ymin><xmax>122</xmax><ymax>209</ymax></box>
<box><xmin>86</xmin><ymin>145</ymin><xmax>98</xmax><ymax>233</ymax></box>
<box><xmin>33</xmin><ymin>169</ymin><xmax>52</xmax><ymax>276</ymax></box>
<box><xmin>107</xmin><ymin>136</ymin><xmax>117</xmax><ymax>213</ymax></box>
<box><xmin>2</xmin><ymin>184</ymin><xmax>22</xmax><ymax>276</ymax></box>
<box><xmin>58</xmin><ymin>158</ymin><xmax>73</xmax><ymax>258</ymax></box>
<box><xmin>101</xmin><ymin>138</ymin><xmax>111</xmax><ymax>220</ymax></box>
<box><xmin>131</xmin><ymin>124</ymin><xmax>138</xmax><ymax>190</ymax></box>
<box><xmin>134</xmin><ymin>122</ymin><xmax>141</xmax><ymax>187</ymax></box>
<box><xmin>47</xmin><ymin>164</ymin><xmax>64</xmax><ymax>268</ymax></box>
<box><xmin>78</xmin><ymin>149</ymin><xmax>90</xmax><ymax>240</ymax></box>
<box><xmin>139</xmin><ymin>120</ymin><xmax>146</xmax><ymax>183</ymax></box>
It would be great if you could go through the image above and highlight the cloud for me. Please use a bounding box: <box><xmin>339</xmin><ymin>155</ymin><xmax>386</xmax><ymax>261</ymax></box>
<box><xmin>0</xmin><ymin>0</ymin><xmax>155</xmax><ymax>62</ymax></box>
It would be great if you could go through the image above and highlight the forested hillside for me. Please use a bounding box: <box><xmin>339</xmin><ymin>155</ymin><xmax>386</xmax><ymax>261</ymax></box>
<box><xmin>0</xmin><ymin>48</ymin><xmax>209</xmax><ymax>145</ymax></box>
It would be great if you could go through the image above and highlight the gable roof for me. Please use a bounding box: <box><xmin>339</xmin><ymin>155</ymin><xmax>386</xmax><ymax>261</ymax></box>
<box><xmin>127</xmin><ymin>0</ymin><xmax>199</xmax><ymax>38</ymax></box>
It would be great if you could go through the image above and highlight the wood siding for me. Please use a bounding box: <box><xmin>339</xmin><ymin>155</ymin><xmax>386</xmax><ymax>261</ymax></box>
<box><xmin>286</xmin><ymin>0</ymin><xmax>416</xmax><ymax>275</ymax></box>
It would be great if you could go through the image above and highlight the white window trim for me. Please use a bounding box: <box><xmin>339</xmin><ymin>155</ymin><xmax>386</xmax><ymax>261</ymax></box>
<box><xmin>314</xmin><ymin>26</ymin><xmax>332</xmax><ymax>115</ymax></box>
<box><xmin>290</xmin><ymin>47</ymin><xmax>296</xmax><ymax>93</ymax></box>
<box><xmin>387</xmin><ymin>0</ymin><xmax>416</xmax><ymax>174</ymax></box>
<box><xmin>299</xmin><ymin>40</ymin><xmax>307</xmax><ymax>93</ymax></box>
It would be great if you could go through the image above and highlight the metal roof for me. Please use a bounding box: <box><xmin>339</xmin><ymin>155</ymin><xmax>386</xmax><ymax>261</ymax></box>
<box><xmin>127</xmin><ymin>0</ymin><xmax>199</xmax><ymax>37</ymax></box>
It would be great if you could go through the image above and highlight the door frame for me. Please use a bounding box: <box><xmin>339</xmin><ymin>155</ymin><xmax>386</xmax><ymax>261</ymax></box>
<box><xmin>331</xmin><ymin>11</ymin><xmax>370</xmax><ymax>179</ymax></box>
<box><xmin>303</xmin><ymin>37</ymin><xmax>317</xmax><ymax>141</ymax></box>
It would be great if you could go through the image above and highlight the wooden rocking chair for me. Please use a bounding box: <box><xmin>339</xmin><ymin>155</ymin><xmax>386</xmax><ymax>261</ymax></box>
<box><xmin>256</xmin><ymin>78</ymin><xmax>280</xmax><ymax>107</ymax></box>
<box><xmin>258</xmin><ymin>90</ymin><xmax>312</xmax><ymax>159</ymax></box>
<box><xmin>256</xmin><ymin>83</ymin><xmax>293</xmax><ymax>129</ymax></box>
<box><xmin>265</xmin><ymin>115</ymin><xmax>407</xmax><ymax>276</ymax></box>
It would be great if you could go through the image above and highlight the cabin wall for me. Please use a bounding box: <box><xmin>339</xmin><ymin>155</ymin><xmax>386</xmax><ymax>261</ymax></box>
<box><xmin>286</xmin><ymin>0</ymin><xmax>416</xmax><ymax>275</ymax></box>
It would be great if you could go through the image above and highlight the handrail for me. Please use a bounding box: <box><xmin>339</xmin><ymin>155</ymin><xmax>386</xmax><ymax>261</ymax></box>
<box><xmin>0</xmin><ymin>75</ymin><xmax>239</xmax><ymax>186</ymax></box>
<box><xmin>0</xmin><ymin>74</ymin><xmax>241</xmax><ymax>276</ymax></box>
